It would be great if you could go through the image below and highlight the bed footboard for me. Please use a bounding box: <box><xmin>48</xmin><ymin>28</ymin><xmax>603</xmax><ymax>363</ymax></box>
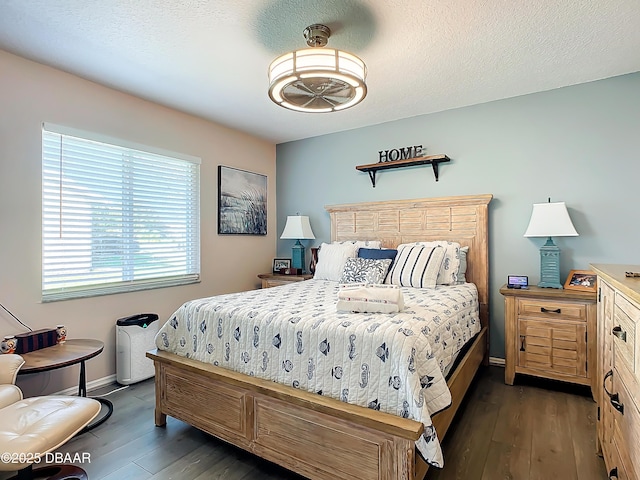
<box><xmin>148</xmin><ymin>349</ymin><xmax>423</xmax><ymax>480</ymax></box>
<box><xmin>147</xmin><ymin>326</ymin><xmax>486</xmax><ymax>480</ymax></box>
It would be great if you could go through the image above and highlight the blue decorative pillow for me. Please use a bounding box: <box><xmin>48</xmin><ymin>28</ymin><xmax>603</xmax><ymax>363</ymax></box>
<box><xmin>358</xmin><ymin>248</ymin><xmax>397</xmax><ymax>282</ymax></box>
<box><xmin>358</xmin><ymin>248</ymin><xmax>398</xmax><ymax>260</ymax></box>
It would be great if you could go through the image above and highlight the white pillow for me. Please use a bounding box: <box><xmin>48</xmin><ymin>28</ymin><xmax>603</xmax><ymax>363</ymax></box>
<box><xmin>333</xmin><ymin>240</ymin><xmax>382</xmax><ymax>249</ymax></box>
<box><xmin>456</xmin><ymin>246</ymin><xmax>470</xmax><ymax>284</ymax></box>
<box><xmin>386</xmin><ymin>244</ymin><xmax>445</xmax><ymax>288</ymax></box>
<box><xmin>398</xmin><ymin>241</ymin><xmax>463</xmax><ymax>285</ymax></box>
<box><xmin>313</xmin><ymin>242</ymin><xmax>359</xmax><ymax>281</ymax></box>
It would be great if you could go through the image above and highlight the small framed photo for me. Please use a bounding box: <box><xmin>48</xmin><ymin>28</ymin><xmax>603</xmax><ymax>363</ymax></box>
<box><xmin>564</xmin><ymin>270</ymin><xmax>597</xmax><ymax>292</ymax></box>
<box><xmin>273</xmin><ymin>258</ymin><xmax>291</xmax><ymax>273</ymax></box>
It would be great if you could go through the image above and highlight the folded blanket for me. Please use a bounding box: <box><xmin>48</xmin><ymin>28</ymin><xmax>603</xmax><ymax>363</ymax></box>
<box><xmin>336</xmin><ymin>283</ymin><xmax>404</xmax><ymax>313</ymax></box>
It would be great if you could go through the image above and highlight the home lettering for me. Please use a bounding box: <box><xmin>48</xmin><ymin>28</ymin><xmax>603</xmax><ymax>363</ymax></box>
<box><xmin>378</xmin><ymin>145</ymin><xmax>423</xmax><ymax>163</ymax></box>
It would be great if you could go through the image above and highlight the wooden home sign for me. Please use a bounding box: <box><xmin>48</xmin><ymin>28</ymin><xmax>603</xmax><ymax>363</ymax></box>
<box><xmin>355</xmin><ymin>145</ymin><xmax>451</xmax><ymax>187</ymax></box>
<box><xmin>378</xmin><ymin>145</ymin><xmax>424</xmax><ymax>163</ymax></box>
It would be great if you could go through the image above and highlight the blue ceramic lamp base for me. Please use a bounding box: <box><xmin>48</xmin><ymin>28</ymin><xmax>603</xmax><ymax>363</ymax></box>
<box><xmin>291</xmin><ymin>240</ymin><xmax>305</xmax><ymax>272</ymax></box>
<box><xmin>538</xmin><ymin>237</ymin><xmax>563</xmax><ymax>289</ymax></box>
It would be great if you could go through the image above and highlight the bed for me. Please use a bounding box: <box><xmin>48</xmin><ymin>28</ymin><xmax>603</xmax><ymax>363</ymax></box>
<box><xmin>147</xmin><ymin>194</ymin><xmax>492</xmax><ymax>480</ymax></box>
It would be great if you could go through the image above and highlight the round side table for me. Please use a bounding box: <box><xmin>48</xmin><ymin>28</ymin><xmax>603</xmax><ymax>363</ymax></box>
<box><xmin>18</xmin><ymin>339</ymin><xmax>113</xmax><ymax>432</ymax></box>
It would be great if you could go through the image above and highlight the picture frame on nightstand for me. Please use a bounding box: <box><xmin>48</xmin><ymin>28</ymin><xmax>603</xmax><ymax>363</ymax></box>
<box><xmin>272</xmin><ymin>258</ymin><xmax>291</xmax><ymax>273</ymax></box>
<box><xmin>563</xmin><ymin>269</ymin><xmax>597</xmax><ymax>292</ymax></box>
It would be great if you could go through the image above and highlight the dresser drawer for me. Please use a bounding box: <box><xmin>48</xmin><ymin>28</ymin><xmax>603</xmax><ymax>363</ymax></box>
<box><xmin>616</xmin><ymin>292</ymin><xmax>640</xmax><ymax>324</ymax></box>
<box><xmin>613</xmin><ymin>307</ymin><xmax>636</xmax><ymax>374</ymax></box>
<box><xmin>610</xmin><ymin>423</ymin><xmax>633</xmax><ymax>480</ymax></box>
<box><xmin>612</xmin><ymin>367</ymin><xmax>640</xmax><ymax>477</ymax></box>
<box><xmin>518</xmin><ymin>298</ymin><xmax>586</xmax><ymax>321</ymax></box>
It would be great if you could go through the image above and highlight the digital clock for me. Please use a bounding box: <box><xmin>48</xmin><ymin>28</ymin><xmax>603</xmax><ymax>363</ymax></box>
<box><xmin>507</xmin><ymin>275</ymin><xmax>528</xmax><ymax>289</ymax></box>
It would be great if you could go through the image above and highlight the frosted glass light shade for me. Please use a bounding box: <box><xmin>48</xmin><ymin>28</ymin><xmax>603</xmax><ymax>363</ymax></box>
<box><xmin>280</xmin><ymin>216</ymin><xmax>315</xmax><ymax>240</ymax></box>
<box><xmin>268</xmin><ymin>48</ymin><xmax>367</xmax><ymax>113</ymax></box>
<box><xmin>524</xmin><ymin>202</ymin><xmax>578</xmax><ymax>238</ymax></box>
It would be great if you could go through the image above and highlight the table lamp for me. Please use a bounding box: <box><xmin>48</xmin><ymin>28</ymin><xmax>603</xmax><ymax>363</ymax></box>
<box><xmin>524</xmin><ymin>199</ymin><xmax>578</xmax><ymax>288</ymax></box>
<box><xmin>280</xmin><ymin>215</ymin><xmax>315</xmax><ymax>272</ymax></box>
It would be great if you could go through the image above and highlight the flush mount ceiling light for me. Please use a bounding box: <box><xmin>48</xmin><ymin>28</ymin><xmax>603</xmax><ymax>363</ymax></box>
<box><xmin>268</xmin><ymin>24</ymin><xmax>367</xmax><ymax>113</ymax></box>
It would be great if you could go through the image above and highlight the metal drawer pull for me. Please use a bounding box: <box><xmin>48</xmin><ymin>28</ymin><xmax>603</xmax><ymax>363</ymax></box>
<box><xmin>603</xmin><ymin>370</ymin><xmax>614</xmax><ymax>397</ymax></box>
<box><xmin>610</xmin><ymin>393</ymin><xmax>624</xmax><ymax>414</ymax></box>
<box><xmin>612</xmin><ymin>326</ymin><xmax>627</xmax><ymax>342</ymax></box>
<box><xmin>540</xmin><ymin>307</ymin><xmax>561</xmax><ymax>314</ymax></box>
<box><xmin>609</xmin><ymin>467</ymin><xmax>618</xmax><ymax>479</ymax></box>
<box><xmin>603</xmin><ymin>370</ymin><xmax>624</xmax><ymax>414</ymax></box>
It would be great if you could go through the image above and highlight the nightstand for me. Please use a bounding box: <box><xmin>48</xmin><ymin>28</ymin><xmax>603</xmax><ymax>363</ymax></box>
<box><xmin>257</xmin><ymin>273</ymin><xmax>313</xmax><ymax>288</ymax></box>
<box><xmin>501</xmin><ymin>284</ymin><xmax>597</xmax><ymax>396</ymax></box>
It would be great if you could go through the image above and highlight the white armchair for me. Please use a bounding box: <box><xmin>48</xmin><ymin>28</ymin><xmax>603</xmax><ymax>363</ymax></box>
<box><xmin>0</xmin><ymin>354</ymin><xmax>24</xmax><ymax>409</ymax></box>
<box><xmin>0</xmin><ymin>353</ymin><xmax>101</xmax><ymax>479</ymax></box>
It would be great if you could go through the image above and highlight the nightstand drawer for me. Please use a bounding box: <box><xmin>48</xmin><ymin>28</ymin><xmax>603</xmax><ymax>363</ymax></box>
<box><xmin>264</xmin><ymin>278</ymin><xmax>294</xmax><ymax>288</ymax></box>
<box><xmin>518</xmin><ymin>298</ymin><xmax>586</xmax><ymax>321</ymax></box>
<box><xmin>258</xmin><ymin>273</ymin><xmax>313</xmax><ymax>289</ymax></box>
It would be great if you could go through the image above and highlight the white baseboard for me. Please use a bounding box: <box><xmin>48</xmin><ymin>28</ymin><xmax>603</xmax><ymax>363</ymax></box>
<box><xmin>489</xmin><ymin>356</ymin><xmax>505</xmax><ymax>366</ymax></box>
<box><xmin>54</xmin><ymin>374</ymin><xmax>117</xmax><ymax>396</ymax></box>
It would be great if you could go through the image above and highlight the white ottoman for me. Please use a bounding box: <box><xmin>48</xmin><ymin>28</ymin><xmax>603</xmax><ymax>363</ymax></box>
<box><xmin>0</xmin><ymin>395</ymin><xmax>100</xmax><ymax>479</ymax></box>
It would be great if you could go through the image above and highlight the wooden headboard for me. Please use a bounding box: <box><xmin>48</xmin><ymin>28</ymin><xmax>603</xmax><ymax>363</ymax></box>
<box><xmin>325</xmin><ymin>194</ymin><xmax>493</xmax><ymax>335</ymax></box>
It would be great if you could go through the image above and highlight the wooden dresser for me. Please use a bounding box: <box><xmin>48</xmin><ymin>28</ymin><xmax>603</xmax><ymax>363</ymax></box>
<box><xmin>501</xmin><ymin>285</ymin><xmax>597</xmax><ymax>394</ymax></box>
<box><xmin>591</xmin><ymin>264</ymin><xmax>640</xmax><ymax>480</ymax></box>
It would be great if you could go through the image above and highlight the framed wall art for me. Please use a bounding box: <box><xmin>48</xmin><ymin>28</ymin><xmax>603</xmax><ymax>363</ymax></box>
<box><xmin>218</xmin><ymin>166</ymin><xmax>267</xmax><ymax>235</ymax></box>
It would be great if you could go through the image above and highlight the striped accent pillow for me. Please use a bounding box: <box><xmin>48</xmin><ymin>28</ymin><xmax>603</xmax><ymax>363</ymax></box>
<box><xmin>386</xmin><ymin>244</ymin><xmax>445</xmax><ymax>288</ymax></box>
<box><xmin>398</xmin><ymin>241</ymin><xmax>463</xmax><ymax>285</ymax></box>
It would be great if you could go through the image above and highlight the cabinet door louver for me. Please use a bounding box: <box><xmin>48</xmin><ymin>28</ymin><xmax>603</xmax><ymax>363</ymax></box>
<box><xmin>518</xmin><ymin>319</ymin><xmax>587</xmax><ymax>378</ymax></box>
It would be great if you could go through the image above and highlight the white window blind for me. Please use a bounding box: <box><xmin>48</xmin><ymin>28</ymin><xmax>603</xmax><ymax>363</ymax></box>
<box><xmin>42</xmin><ymin>124</ymin><xmax>200</xmax><ymax>302</ymax></box>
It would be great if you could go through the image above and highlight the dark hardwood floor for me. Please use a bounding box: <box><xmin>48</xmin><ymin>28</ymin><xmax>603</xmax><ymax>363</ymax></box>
<box><xmin>0</xmin><ymin>366</ymin><xmax>607</xmax><ymax>479</ymax></box>
<box><xmin>426</xmin><ymin>367</ymin><xmax>607</xmax><ymax>480</ymax></box>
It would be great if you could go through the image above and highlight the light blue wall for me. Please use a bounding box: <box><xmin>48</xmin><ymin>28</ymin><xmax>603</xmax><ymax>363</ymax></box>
<box><xmin>276</xmin><ymin>72</ymin><xmax>640</xmax><ymax>359</ymax></box>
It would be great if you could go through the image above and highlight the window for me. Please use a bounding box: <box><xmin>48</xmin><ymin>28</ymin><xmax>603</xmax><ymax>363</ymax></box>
<box><xmin>42</xmin><ymin>124</ymin><xmax>200</xmax><ymax>301</ymax></box>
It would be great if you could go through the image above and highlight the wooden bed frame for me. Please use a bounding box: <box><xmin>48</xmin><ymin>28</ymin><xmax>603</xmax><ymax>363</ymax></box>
<box><xmin>147</xmin><ymin>194</ymin><xmax>492</xmax><ymax>480</ymax></box>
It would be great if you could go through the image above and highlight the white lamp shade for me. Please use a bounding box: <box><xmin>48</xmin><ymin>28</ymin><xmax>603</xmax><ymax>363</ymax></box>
<box><xmin>280</xmin><ymin>215</ymin><xmax>315</xmax><ymax>240</ymax></box>
<box><xmin>523</xmin><ymin>202</ymin><xmax>578</xmax><ymax>237</ymax></box>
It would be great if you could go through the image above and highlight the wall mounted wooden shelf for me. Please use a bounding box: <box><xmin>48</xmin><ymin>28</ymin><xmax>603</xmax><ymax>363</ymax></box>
<box><xmin>355</xmin><ymin>154</ymin><xmax>451</xmax><ymax>187</ymax></box>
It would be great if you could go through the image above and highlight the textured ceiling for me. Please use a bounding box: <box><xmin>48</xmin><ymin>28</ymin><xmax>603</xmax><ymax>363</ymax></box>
<box><xmin>1</xmin><ymin>0</ymin><xmax>639</xmax><ymax>144</ymax></box>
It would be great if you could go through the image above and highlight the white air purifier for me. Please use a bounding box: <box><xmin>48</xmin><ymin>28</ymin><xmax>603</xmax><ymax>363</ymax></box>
<box><xmin>116</xmin><ymin>313</ymin><xmax>160</xmax><ymax>385</ymax></box>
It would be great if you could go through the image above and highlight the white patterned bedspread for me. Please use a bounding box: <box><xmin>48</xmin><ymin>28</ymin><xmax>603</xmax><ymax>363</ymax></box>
<box><xmin>155</xmin><ymin>279</ymin><xmax>480</xmax><ymax>467</ymax></box>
